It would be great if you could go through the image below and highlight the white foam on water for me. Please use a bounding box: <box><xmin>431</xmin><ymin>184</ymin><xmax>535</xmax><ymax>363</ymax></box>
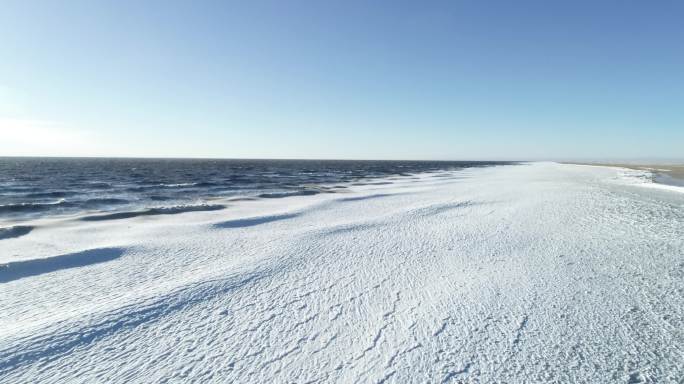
<box><xmin>1</xmin><ymin>163</ymin><xmax>682</xmax><ymax>383</ymax></box>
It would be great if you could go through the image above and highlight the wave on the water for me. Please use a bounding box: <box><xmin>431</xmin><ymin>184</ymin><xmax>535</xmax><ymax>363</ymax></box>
<box><xmin>157</xmin><ymin>183</ymin><xmax>199</xmax><ymax>188</ymax></box>
<box><xmin>350</xmin><ymin>181</ymin><xmax>394</xmax><ymax>186</ymax></box>
<box><xmin>81</xmin><ymin>198</ymin><xmax>130</xmax><ymax>207</ymax></box>
<box><xmin>24</xmin><ymin>191</ymin><xmax>77</xmax><ymax>198</ymax></box>
<box><xmin>0</xmin><ymin>200</ymin><xmax>72</xmax><ymax>214</ymax></box>
<box><xmin>0</xmin><ymin>198</ymin><xmax>131</xmax><ymax>215</ymax></box>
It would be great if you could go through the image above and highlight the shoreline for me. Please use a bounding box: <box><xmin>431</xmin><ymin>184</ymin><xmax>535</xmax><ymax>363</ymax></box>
<box><xmin>0</xmin><ymin>159</ymin><xmax>513</xmax><ymax>225</ymax></box>
<box><xmin>566</xmin><ymin>162</ymin><xmax>684</xmax><ymax>188</ymax></box>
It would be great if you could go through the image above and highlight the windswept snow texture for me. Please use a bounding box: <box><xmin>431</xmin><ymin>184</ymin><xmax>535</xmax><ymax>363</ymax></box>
<box><xmin>1</xmin><ymin>163</ymin><xmax>683</xmax><ymax>383</ymax></box>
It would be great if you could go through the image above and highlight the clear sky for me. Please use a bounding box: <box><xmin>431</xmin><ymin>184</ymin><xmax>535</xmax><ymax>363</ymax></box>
<box><xmin>1</xmin><ymin>1</ymin><xmax>682</xmax><ymax>160</ymax></box>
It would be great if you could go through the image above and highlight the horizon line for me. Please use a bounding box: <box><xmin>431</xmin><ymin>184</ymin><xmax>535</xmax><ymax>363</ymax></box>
<box><xmin>0</xmin><ymin>155</ymin><xmax>526</xmax><ymax>162</ymax></box>
<box><xmin>2</xmin><ymin>155</ymin><xmax>683</xmax><ymax>164</ymax></box>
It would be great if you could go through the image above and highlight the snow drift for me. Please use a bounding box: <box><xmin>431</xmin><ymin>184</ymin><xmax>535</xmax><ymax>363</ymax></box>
<box><xmin>0</xmin><ymin>163</ymin><xmax>682</xmax><ymax>383</ymax></box>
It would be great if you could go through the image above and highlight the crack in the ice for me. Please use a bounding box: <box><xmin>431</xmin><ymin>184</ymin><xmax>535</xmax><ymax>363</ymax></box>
<box><xmin>330</xmin><ymin>304</ymin><xmax>343</xmax><ymax>321</ymax></box>
<box><xmin>312</xmin><ymin>333</ymin><xmax>338</xmax><ymax>354</ymax></box>
<box><xmin>373</xmin><ymin>277</ymin><xmax>390</xmax><ymax>290</ymax></box>
<box><xmin>242</xmin><ymin>346</ymin><xmax>265</xmax><ymax>360</ymax></box>
<box><xmin>298</xmin><ymin>290</ymin><xmax>316</xmax><ymax>299</ymax></box>
<box><xmin>357</xmin><ymin>324</ymin><xmax>389</xmax><ymax>360</ymax></box>
<box><xmin>386</xmin><ymin>350</ymin><xmax>401</xmax><ymax>368</ymax></box>
<box><xmin>442</xmin><ymin>362</ymin><xmax>472</xmax><ymax>383</ymax></box>
<box><xmin>376</xmin><ymin>370</ymin><xmax>396</xmax><ymax>384</ymax></box>
<box><xmin>386</xmin><ymin>343</ymin><xmax>422</xmax><ymax>368</ymax></box>
<box><xmin>261</xmin><ymin>336</ymin><xmax>307</xmax><ymax>368</ymax></box>
<box><xmin>282</xmin><ymin>298</ymin><xmax>302</xmax><ymax>308</ymax></box>
<box><xmin>247</xmin><ymin>313</ymin><xmax>276</xmax><ymax>332</ymax></box>
<box><xmin>433</xmin><ymin>317</ymin><xmax>451</xmax><ymax>337</ymax></box>
<box><xmin>512</xmin><ymin>315</ymin><xmax>529</xmax><ymax>345</ymax></box>
<box><xmin>293</xmin><ymin>314</ymin><xmax>319</xmax><ymax>329</ymax></box>
<box><xmin>383</xmin><ymin>292</ymin><xmax>401</xmax><ymax>319</ymax></box>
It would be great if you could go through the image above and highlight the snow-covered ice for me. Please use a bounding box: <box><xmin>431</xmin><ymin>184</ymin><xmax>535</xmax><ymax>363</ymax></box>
<box><xmin>1</xmin><ymin>162</ymin><xmax>683</xmax><ymax>383</ymax></box>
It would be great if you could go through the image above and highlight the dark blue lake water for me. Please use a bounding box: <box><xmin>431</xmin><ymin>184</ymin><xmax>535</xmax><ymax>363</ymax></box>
<box><xmin>0</xmin><ymin>158</ymin><xmax>511</xmax><ymax>222</ymax></box>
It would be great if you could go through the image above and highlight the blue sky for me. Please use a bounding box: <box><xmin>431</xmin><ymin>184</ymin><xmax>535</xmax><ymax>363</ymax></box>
<box><xmin>1</xmin><ymin>0</ymin><xmax>682</xmax><ymax>160</ymax></box>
